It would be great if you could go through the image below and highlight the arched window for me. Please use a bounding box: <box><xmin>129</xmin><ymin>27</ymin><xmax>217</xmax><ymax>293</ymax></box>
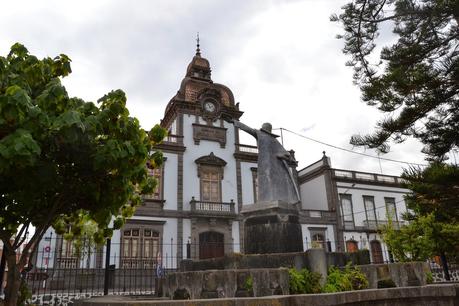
<box><xmin>370</xmin><ymin>240</ymin><xmax>384</xmax><ymax>264</ymax></box>
<box><xmin>346</xmin><ymin>240</ymin><xmax>359</xmax><ymax>253</ymax></box>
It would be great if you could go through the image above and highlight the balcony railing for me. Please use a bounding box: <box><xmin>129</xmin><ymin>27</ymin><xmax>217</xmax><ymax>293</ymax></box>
<box><xmin>190</xmin><ymin>197</ymin><xmax>236</xmax><ymax>217</ymax></box>
<box><xmin>162</xmin><ymin>134</ymin><xmax>183</xmax><ymax>145</ymax></box>
<box><xmin>303</xmin><ymin>210</ymin><xmax>335</xmax><ymax>219</ymax></box>
<box><xmin>235</xmin><ymin>143</ymin><xmax>258</xmax><ymax>154</ymax></box>
<box><xmin>362</xmin><ymin>220</ymin><xmax>406</xmax><ymax>230</ymax></box>
<box><xmin>333</xmin><ymin>169</ymin><xmax>402</xmax><ymax>184</ymax></box>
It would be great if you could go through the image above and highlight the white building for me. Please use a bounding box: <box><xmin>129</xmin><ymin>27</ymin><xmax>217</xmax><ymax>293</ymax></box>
<box><xmin>35</xmin><ymin>49</ymin><xmax>410</xmax><ymax>269</ymax></box>
<box><xmin>298</xmin><ymin>154</ymin><xmax>409</xmax><ymax>263</ymax></box>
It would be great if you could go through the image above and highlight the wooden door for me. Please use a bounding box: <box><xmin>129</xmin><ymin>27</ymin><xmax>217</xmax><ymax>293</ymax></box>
<box><xmin>199</xmin><ymin>231</ymin><xmax>224</xmax><ymax>259</ymax></box>
<box><xmin>370</xmin><ymin>240</ymin><xmax>384</xmax><ymax>263</ymax></box>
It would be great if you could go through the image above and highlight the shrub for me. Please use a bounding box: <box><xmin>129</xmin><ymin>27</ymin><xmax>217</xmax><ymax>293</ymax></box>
<box><xmin>425</xmin><ymin>271</ymin><xmax>433</xmax><ymax>284</ymax></box>
<box><xmin>323</xmin><ymin>263</ymin><xmax>369</xmax><ymax>293</ymax></box>
<box><xmin>244</xmin><ymin>275</ymin><xmax>253</xmax><ymax>292</ymax></box>
<box><xmin>288</xmin><ymin>268</ymin><xmax>322</xmax><ymax>294</ymax></box>
<box><xmin>377</xmin><ymin>278</ymin><xmax>396</xmax><ymax>288</ymax></box>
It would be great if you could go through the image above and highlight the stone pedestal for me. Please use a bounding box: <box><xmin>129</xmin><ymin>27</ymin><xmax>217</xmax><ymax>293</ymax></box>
<box><xmin>241</xmin><ymin>201</ymin><xmax>303</xmax><ymax>254</ymax></box>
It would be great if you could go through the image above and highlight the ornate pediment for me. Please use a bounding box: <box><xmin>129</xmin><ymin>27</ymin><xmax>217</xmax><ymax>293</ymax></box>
<box><xmin>195</xmin><ymin>152</ymin><xmax>227</xmax><ymax>167</ymax></box>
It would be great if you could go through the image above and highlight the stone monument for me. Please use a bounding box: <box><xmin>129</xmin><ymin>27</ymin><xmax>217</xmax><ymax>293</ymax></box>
<box><xmin>230</xmin><ymin>119</ymin><xmax>303</xmax><ymax>254</ymax></box>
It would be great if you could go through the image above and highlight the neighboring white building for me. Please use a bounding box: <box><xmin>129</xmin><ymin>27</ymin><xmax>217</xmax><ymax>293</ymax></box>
<box><xmin>298</xmin><ymin>153</ymin><xmax>410</xmax><ymax>263</ymax></box>
<box><xmin>34</xmin><ymin>49</ymin><xmax>410</xmax><ymax>269</ymax></box>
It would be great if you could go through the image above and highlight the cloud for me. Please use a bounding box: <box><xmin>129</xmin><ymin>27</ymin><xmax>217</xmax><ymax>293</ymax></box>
<box><xmin>0</xmin><ymin>0</ymin><xmax>427</xmax><ymax>175</ymax></box>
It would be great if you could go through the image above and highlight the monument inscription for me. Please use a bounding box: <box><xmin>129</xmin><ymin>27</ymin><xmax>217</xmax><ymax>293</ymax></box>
<box><xmin>192</xmin><ymin>123</ymin><xmax>227</xmax><ymax>148</ymax></box>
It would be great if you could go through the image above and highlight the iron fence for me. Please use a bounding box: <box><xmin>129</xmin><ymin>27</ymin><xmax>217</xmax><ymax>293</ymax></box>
<box><xmin>1</xmin><ymin>237</ymin><xmax>457</xmax><ymax>305</ymax></box>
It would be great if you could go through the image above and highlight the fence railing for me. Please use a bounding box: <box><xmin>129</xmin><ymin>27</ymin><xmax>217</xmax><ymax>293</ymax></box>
<box><xmin>1</xmin><ymin>237</ymin><xmax>457</xmax><ymax>305</ymax></box>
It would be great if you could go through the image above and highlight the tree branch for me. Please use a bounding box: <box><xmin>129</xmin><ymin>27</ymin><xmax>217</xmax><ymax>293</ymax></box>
<box><xmin>12</xmin><ymin>223</ymin><xmax>29</xmax><ymax>249</ymax></box>
<box><xmin>356</xmin><ymin>0</ymin><xmax>375</xmax><ymax>79</ymax></box>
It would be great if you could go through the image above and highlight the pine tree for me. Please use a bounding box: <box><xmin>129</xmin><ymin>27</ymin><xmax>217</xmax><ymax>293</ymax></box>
<box><xmin>332</xmin><ymin>0</ymin><xmax>459</xmax><ymax>160</ymax></box>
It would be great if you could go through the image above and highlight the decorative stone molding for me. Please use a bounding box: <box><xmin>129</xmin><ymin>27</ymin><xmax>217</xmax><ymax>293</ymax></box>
<box><xmin>195</xmin><ymin>152</ymin><xmax>227</xmax><ymax>167</ymax></box>
<box><xmin>192</xmin><ymin>123</ymin><xmax>227</xmax><ymax>148</ymax></box>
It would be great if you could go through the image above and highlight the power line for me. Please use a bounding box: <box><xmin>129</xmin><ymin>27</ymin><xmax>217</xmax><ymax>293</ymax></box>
<box><xmin>279</xmin><ymin>127</ymin><xmax>427</xmax><ymax>167</ymax></box>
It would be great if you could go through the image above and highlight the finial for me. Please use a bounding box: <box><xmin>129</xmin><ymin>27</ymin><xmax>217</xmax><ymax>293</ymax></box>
<box><xmin>322</xmin><ymin>151</ymin><xmax>327</xmax><ymax>157</ymax></box>
<box><xmin>196</xmin><ymin>32</ymin><xmax>201</xmax><ymax>56</ymax></box>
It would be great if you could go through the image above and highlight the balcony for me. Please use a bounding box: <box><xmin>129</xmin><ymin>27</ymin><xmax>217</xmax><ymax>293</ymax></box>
<box><xmin>163</xmin><ymin>134</ymin><xmax>183</xmax><ymax>145</ymax></box>
<box><xmin>302</xmin><ymin>210</ymin><xmax>335</xmax><ymax>219</ymax></box>
<box><xmin>235</xmin><ymin>143</ymin><xmax>258</xmax><ymax>154</ymax></box>
<box><xmin>190</xmin><ymin>197</ymin><xmax>236</xmax><ymax>218</ymax></box>
<box><xmin>361</xmin><ymin>220</ymin><xmax>406</xmax><ymax>230</ymax></box>
<box><xmin>333</xmin><ymin>169</ymin><xmax>403</xmax><ymax>185</ymax></box>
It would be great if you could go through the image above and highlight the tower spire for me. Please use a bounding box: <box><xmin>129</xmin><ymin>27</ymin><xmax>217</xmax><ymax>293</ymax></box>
<box><xmin>196</xmin><ymin>32</ymin><xmax>201</xmax><ymax>56</ymax></box>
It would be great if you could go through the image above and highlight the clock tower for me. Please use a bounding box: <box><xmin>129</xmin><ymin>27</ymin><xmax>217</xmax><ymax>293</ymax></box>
<box><xmin>161</xmin><ymin>42</ymin><xmax>243</xmax><ymax>133</ymax></box>
<box><xmin>157</xmin><ymin>40</ymin><xmax>253</xmax><ymax>261</ymax></box>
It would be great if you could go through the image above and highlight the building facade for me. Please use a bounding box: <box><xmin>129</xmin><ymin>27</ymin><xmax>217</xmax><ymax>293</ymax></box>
<box><xmin>35</xmin><ymin>49</ymin><xmax>410</xmax><ymax>269</ymax></box>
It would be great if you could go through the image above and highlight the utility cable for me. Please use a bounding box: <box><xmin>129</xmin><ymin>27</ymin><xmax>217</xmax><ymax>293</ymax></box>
<box><xmin>276</xmin><ymin>127</ymin><xmax>427</xmax><ymax>167</ymax></box>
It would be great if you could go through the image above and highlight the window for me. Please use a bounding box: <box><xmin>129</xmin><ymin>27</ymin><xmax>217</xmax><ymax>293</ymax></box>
<box><xmin>309</xmin><ymin>227</ymin><xmax>327</xmax><ymax>249</ymax></box>
<box><xmin>385</xmin><ymin>197</ymin><xmax>398</xmax><ymax>223</ymax></box>
<box><xmin>195</xmin><ymin>153</ymin><xmax>226</xmax><ymax>203</ymax></box>
<box><xmin>339</xmin><ymin>194</ymin><xmax>355</xmax><ymax>229</ymax></box>
<box><xmin>363</xmin><ymin>196</ymin><xmax>377</xmax><ymax>229</ymax></box>
<box><xmin>121</xmin><ymin>228</ymin><xmax>160</xmax><ymax>268</ymax></box>
<box><xmin>370</xmin><ymin>240</ymin><xmax>384</xmax><ymax>264</ymax></box>
<box><xmin>201</xmin><ymin>167</ymin><xmax>221</xmax><ymax>202</ymax></box>
<box><xmin>311</xmin><ymin>233</ymin><xmax>325</xmax><ymax>249</ymax></box>
<box><xmin>57</xmin><ymin>238</ymin><xmax>78</xmax><ymax>269</ymax></box>
<box><xmin>346</xmin><ymin>240</ymin><xmax>359</xmax><ymax>253</ymax></box>
<box><xmin>145</xmin><ymin>166</ymin><xmax>163</xmax><ymax>200</ymax></box>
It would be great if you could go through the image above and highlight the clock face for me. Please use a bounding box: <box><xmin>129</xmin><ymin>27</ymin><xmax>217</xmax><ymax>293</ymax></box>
<box><xmin>204</xmin><ymin>101</ymin><xmax>216</xmax><ymax>112</ymax></box>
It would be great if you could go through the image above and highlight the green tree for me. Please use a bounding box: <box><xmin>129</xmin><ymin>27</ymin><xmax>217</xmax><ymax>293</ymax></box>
<box><xmin>381</xmin><ymin>163</ymin><xmax>459</xmax><ymax>275</ymax></box>
<box><xmin>0</xmin><ymin>43</ymin><xmax>166</xmax><ymax>305</ymax></box>
<box><xmin>331</xmin><ymin>0</ymin><xmax>459</xmax><ymax>160</ymax></box>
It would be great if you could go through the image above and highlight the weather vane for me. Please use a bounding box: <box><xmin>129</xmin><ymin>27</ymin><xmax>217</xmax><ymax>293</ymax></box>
<box><xmin>196</xmin><ymin>32</ymin><xmax>201</xmax><ymax>56</ymax></box>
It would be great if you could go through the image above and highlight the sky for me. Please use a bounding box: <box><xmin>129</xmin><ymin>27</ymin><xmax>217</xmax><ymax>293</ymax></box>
<box><xmin>0</xmin><ymin>0</ymin><xmax>432</xmax><ymax>176</ymax></box>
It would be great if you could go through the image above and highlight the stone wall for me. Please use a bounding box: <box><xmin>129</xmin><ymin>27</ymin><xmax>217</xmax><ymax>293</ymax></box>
<box><xmin>75</xmin><ymin>284</ymin><xmax>459</xmax><ymax>306</ymax></box>
<box><xmin>163</xmin><ymin>268</ymin><xmax>289</xmax><ymax>299</ymax></box>
<box><xmin>359</xmin><ymin>262</ymin><xmax>431</xmax><ymax>288</ymax></box>
<box><xmin>179</xmin><ymin>249</ymin><xmax>370</xmax><ymax>272</ymax></box>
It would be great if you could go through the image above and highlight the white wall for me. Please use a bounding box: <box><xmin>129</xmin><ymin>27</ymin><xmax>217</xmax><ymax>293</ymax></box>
<box><xmin>163</xmin><ymin>152</ymin><xmax>178</xmax><ymax>210</ymax></box>
<box><xmin>298</xmin><ymin>159</ymin><xmax>324</xmax><ymax>176</ymax></box>
<box><xmin>232</xmin><ymin>221</ymin><xmax>240</xmax><ymax>253</ymax></box>
<box><xmin>240</xmin><ymin>161</ymin><xmax>257</xmax><ymax>205</ymax></box>
<box><xmin>300</xmin><ymin>174</ymin><xmax>328</xmax><ymax>210</ymax></box>
<box><xmin>182</xmin><ymin>115</ymin><xmax>239</xmax><ymax>208</ymax></box>
<box><xmin>300</xmin><ymin>224</ymin><xmax>335</xmax><ymax>252</ymax></box>
<box><xmin>182</xmin><ymin>218</ymin><xmax>191</xmax><ymax>258</ymax></box>
<box><xmin>34</xmin><ymin>228</ymin><xmax>58</xmax><ymax>268</ymax></box>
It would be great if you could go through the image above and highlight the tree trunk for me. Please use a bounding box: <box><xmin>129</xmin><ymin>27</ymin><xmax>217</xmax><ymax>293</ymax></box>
<box><xmin>3</xmin><ymin>252</ymin><xmax>21</xmax><ymax>306</ymax></box>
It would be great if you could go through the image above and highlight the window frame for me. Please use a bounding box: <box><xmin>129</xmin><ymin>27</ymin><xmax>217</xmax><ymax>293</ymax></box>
<box><xmin>339</xmin><ymin>194</ymin><xmax>355</xmax><ymax>230</ymax></box>
<box><xmin>199</xmin><ymin>165</ymin><xmax>223</xmax><ymax>202</ymax></box>
<box><xmin>363</xmin><ymin>195</ymin><xmax>378</xmax><ymax>228</ymax></box>
<box><xmin>384</xmin><ymin>197</ymin><xmax>399</xmax><ymax>223</ymax></box>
